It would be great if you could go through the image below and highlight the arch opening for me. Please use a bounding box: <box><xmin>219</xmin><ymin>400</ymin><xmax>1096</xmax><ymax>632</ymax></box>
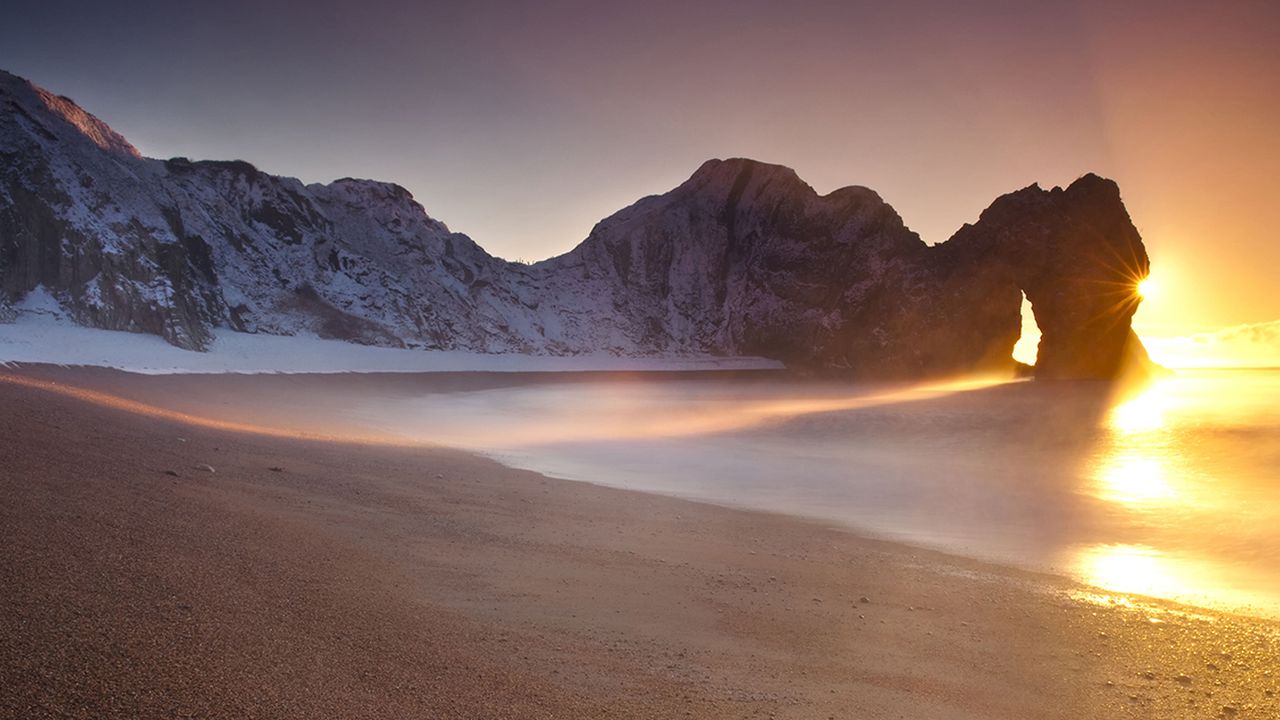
<box><xmin>1011</xmin><ymin>290</ymin><xmax>1040</xmax><ymax>367</ymax></box>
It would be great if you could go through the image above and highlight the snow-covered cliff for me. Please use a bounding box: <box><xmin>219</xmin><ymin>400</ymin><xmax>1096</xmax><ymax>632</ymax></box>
<box><xmin>0</xmin><ymin>69</ymin><xmax>1150</xmax><ymax>377</ymax></box>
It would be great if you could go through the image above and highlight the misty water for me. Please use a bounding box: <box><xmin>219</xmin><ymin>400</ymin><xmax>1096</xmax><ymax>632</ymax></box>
<box><xmin>347</xmin><ymin>367</ymin><xmax>1280</xmax><ymax>616</ymax></box>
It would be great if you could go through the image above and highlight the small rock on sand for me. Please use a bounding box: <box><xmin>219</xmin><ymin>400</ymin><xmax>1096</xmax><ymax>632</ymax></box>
<box><xmin>163</xmin><ymin>470</ymin><xmax>179</xmax><ymax>477</ymax></box>
<box><xmin>194</xmin><ymin>464</ymin><xmax>216</xmax><ymax>474</ymax></box>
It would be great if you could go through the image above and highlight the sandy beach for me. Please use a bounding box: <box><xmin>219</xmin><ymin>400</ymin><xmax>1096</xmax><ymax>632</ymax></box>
<box><xmin>2</xmin><ymin>367</ymin><xmax>1278</xmax><ymax>719</ymax></box>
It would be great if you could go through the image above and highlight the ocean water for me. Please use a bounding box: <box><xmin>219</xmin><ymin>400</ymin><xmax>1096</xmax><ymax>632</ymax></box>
<box><xmin>355</xmin><ymin>368</ymin><xmax>1280</xmax><ymax>616</ymax></box>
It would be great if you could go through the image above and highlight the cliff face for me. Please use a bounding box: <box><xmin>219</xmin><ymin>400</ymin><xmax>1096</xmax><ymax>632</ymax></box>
<box><xmin>529</xmin><ymin>159</ymin><xmax>933</xmax><ymax>370</ymax></box>
<box><xmin>0</xmin><ymin>69</ymin><xmax>1150</xmax><ymax>378</ymax></box>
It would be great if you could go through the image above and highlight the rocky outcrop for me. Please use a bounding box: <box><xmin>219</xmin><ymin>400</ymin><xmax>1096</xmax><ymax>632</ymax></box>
<box><xmin>934</xmin><ymin>176</ymin><xmax>1151</xmax><ymax>379</ymax></box>
<box><xmin>0</xmin><ymin>68</ymin><xmax>1151</xmax><ymax>378</ymax></box>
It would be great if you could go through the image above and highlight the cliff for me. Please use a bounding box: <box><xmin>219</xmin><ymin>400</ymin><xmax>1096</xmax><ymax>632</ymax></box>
<box><xmin>0</xmin><ymin>69</ymin><xmax>1150</xmax><ymax>378</ymax></box>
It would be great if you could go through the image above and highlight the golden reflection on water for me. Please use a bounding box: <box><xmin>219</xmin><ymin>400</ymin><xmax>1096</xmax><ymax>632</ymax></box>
<box><xmin>1076</xmin><ymin>378</ymin><xmax>1195</xmax><ymax>600</ymax></box>
<box><xmin>1087</xmin><ymin>378</ymin><xmax>1178</xmax><ymax>507</ymax></box>
<box><xmin>421</xmin><ymin>375</ymin><xmax>1013</xmax><ymax>448</ymax></box>
<box><xmin>1070</xmin><ymin>374</ymin><xmax>1277</xmax><ymax>612</ymax></box>
<box><xmin>1108</xmin><ymin>385</ymin><xmax>1167</xmax><ymax>434</ymax></box>
<box><xmin>1072</xmin><ymin>541</ymin><xmax>1277</xmax><ymax>615</ymax></box>
<box><xmin>1075</xmin><ymin>544</ymin><xmax>1186</xmax><ymax>599</ymax></box>
<box><xmin>1093</xmin><ymin>452</ymin><xmax>1175</xmax><ymax>504</ymax></box>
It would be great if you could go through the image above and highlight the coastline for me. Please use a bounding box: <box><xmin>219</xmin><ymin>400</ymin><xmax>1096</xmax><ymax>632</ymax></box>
<box><xmin>13</xmin><ymin>363</ymin><xmax>1279</xmax><ymax>619</ymax></box>
<box><xmin>2</xmin><ymin>367</ymin><xmax>1278</xmax><ymax>718</ymax></box>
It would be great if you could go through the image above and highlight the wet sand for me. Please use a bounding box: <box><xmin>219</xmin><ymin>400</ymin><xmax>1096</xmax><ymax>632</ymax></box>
<box><xmin>1</xmin><ymin>368</ymin><xmax>1277</xmax><ymax>719</ymax></box>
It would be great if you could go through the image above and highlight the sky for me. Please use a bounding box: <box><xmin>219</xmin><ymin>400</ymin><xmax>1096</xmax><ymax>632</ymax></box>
<box><xmin>2</xmin><ymin>0</ymin><xmax>1278</xmax><ymax>342</ymax></box>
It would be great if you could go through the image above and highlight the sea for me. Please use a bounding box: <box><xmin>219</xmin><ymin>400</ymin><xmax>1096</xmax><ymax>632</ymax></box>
<box><xmin>354</xmin><ymin>367</ymin><xmax>1280</xmax><ymax>616</ymax></box>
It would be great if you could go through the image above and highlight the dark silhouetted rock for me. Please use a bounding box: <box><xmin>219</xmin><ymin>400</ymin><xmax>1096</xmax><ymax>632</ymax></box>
<box><xmin>936</xmin><ymin>175</ymin><xmax>1151</xmax><ymax>379</ymax></box>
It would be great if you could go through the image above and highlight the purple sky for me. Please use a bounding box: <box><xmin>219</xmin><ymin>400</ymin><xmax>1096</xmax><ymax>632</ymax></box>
<box><xmin>3</xmin><ymin>0</ymin><xmax>1278</xmax><ymax>333</ymax></box>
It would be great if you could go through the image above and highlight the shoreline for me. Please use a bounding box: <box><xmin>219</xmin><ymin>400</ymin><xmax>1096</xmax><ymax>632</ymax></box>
<box><xmin>483</xmin><ymin>444</ymin><xmax>1280</xmax><ymax>623</ymax></box>
<box><xmin>483</xmin><ymin>435</ymin><xmax>1280</xmax><ymax>623</ymax></box>
<box><xmin>7</xmin><ymin>362</ymin><xmax>1280</xmax><ymax>619</ymax></box>
<box><xmin>2</xmin><ymin>366</ymin><xmax>1279</xmax><ymax>718</ymax></box>
<box><xmin>0</xmin><ymin>316</ymin><xmax>785</xmax><ymax>375</ymax></box>
<box><xmin>4</xmin><ymin>362</ymin><xmax>1278</xmax><ymax>621</ymax></box>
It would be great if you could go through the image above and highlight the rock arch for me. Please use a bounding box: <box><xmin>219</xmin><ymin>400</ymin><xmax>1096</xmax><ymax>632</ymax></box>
<box><xmin>930</xmin><ymin>174</ymin><xmax>1152</xmax><ymax>379</ymax></box>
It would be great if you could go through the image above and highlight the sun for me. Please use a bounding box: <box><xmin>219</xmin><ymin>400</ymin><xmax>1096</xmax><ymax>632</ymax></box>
<box><xmin>1136</xmin><ymin>278</ymin><xmax>1155</xmax><ymax>300</ymax></box>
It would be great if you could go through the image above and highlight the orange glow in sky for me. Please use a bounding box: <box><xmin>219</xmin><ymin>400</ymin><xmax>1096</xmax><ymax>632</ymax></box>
<box><xmin>1013</xmin><ymin>267</ymin><xmax>1279</xmax><ymax>368</ymax></box>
